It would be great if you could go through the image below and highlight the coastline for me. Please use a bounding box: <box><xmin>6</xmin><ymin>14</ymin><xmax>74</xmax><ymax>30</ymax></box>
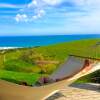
<box><xmin>0</xmin><ymin>35</ymin><xmax>99</xmax><ymax>48</ymax></box>
<box><xmin>0</xmin><ymin>47</ymin><xmax>22</xmax><ymax>50</ymax></box>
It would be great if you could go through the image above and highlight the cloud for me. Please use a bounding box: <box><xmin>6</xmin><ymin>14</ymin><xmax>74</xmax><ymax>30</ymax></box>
<box><xmin>0</xmin><ymin>3</ymin><xmax>24</xmax><ymax>8</ymax></box>
<box><xmin>32</xmin><ymin>9</ymin><xmax>45</xmax><ymax>19</ymax></box>
<box><xmin>2</xmin><ymin>0</ymin><xmax>100</xmax><ymax>35</ymax></box>
<box><xmin>15</xmin><ymin>0</ymin><xmax>89</xmax><ymax>22</ymax></box>
<box><xmin>62</xmin><ymin>0</ymin><xmax>100</xmax><ymax>33</ymax></box>
<box><xmin>15</xmin><ymin>0</ymin><xmax>100</xmax><ymax>35</ymax></box>
<box><xmin>60</xmin><ymin>0</ymin><xmax>100</xmax><ymax>34</ymax></box>
<box><xmin>42</xmin><ymin>0</ymin><xmax>62</xmax><ymax>6</ymax></box>
<box><xmin>15</xmin><ymin>14</ymin><xmax>28</xmax><ymax>22</ymax></box>
<box><xmin>15</xmin><ymin>0</ymin><xmax>66</xmax><ymax>22</ymax></box>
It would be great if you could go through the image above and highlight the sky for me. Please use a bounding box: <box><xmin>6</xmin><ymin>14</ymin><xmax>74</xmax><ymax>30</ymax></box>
<box><xmin>0</xmin><ymin>0</ymin><xmax>100</xmax><ymax>36</ymax></box>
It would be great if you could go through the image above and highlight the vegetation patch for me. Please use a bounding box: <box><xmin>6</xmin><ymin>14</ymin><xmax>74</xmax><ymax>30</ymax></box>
<box><xmin>0</xmin><ymin>39</ymin><xmax>100</xmax><ymax>84</ymax></box>
<box><xmin>0</xmin><ymin>70</ymin><xmax>41</xmax><ymax>85</ymax></box>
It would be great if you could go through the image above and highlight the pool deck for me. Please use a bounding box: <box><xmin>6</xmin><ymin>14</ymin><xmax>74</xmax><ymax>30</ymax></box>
<box><xmin>47</xmin><ymin>83</ymin><xmax>100</xmax><ymax>100</ymax></box>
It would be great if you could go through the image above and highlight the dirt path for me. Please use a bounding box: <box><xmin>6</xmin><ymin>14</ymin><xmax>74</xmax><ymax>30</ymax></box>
<box><xmin>47</xmin><ymin>83</ymin><xmax>100</xmax><ymax>100</ymax></box>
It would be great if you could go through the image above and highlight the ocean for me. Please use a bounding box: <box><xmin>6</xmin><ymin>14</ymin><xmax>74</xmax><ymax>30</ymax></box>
<box><xmin>0</xmin><ymin>34</ymin><xmax>100</xmax><ymax>48</ymax></box>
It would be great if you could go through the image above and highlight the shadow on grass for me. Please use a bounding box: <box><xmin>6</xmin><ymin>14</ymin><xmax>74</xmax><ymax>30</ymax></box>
<box><xmin>70</xmin><ymin>83</ymin><xmax>100</xmax><ymax>92</ymax></box>
<box><xmin>46</xmin><ymin>92</ymin><xmax>66</xmax><ymax>100</ymax></box>
<box><xmin>0</xmin><ymin>78</ymin><xmax>32</xmax><ymax>86</ymax></box>
<box><xmin>0</xmin><ymin>78</ymin><xmax>20</xmax><ymax>84</ymax></box>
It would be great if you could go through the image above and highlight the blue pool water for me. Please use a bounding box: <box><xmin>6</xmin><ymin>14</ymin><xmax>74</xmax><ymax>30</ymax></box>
<box><xmin>0</xmin><ymin>34</ymin><xmax>99</xmax><ymax>47</ymax></box>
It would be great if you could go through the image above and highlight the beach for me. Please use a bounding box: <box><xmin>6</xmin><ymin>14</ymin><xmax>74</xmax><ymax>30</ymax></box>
<box><xmin>0</xmin><ymin>47</ymin><xmax>22</xmax><ymax>50</ymax></box>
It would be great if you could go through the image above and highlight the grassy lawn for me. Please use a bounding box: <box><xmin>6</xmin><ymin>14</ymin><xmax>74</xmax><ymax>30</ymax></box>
<box><xmin>0</xmin><ymin>39</ymin><xmax>100</xmax><ymax>84</ymax></box>
<box><xmin>4</xmin><ymin>39</ymin><xmax>100</xmax><ymax>62</ymax></box>
<box><xmin>34</xmin><ymin>39</ymin><xmax>100</xmax><ymax>61</ymax></box>
<box><xmin>4</xmin><ymin>59</ymin><xmax>41</xmax><ymax>73</ymax></box>
<box><xmin>0</xmin><ymin>70</ymin><xmax>41</xmax><ymax>85</ymax></box>
<box><xmin>75</xmin><ymin>69</ymin><xmax>100</xmax><ymax>84</ymax></box>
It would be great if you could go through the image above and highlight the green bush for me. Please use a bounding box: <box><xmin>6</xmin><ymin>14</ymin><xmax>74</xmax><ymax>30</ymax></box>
<box><xmin>4</xmin><ymin>59</ymin><xmax>36</xmax><ymax>73</ymax></box>
<box><xmin>39</xmin><ymin>64</ymin><xmax>57</xmax><ymax>74</ymax></box>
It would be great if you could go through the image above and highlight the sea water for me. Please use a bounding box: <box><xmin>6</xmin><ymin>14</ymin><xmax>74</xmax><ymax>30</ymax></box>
<box><xmin>0</xmin><ymin>34</ymin><xmax>99</xmax><ymax>48</ymax></box>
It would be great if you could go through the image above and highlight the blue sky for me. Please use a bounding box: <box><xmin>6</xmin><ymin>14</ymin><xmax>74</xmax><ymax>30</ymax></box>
<box><xmin>0</xmin><ymin>0</ymin><xmax>100</xmax><ymax>36</ymax></box>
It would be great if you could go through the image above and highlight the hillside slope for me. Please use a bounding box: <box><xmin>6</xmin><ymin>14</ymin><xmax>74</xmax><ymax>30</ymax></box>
<box><xmin>0</xmin><ymin>39</ymin><xmax>100</xmax><ymax>85</ymax></box>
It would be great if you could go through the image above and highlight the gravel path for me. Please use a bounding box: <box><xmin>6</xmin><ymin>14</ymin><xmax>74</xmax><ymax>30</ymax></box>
<box><xmin>47</xmin><ymin>83</ymin><xmax>100</xmax><ymax>100</ymax></box>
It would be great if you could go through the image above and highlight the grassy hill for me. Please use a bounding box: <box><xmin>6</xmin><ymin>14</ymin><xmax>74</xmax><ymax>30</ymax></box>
<box><xmin>0</xmin><ymin>39</ymin><xmax>100</xmax><ymax>85</ymax></box>
<box><xmin>0</xmin><ymin>70</ymin><xmax>41</xmax><ymax>85</ymax></box>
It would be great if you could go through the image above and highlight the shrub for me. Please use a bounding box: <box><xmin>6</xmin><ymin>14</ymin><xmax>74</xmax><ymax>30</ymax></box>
<box><xmin>4</xmin><ymin>59</ymin><xmax>35</xmax><ymax>73</ymax></box>
<box><xmin>39</xmin><ymin>64</ymin><xmax>57</xmax><ymax>74</ymax></box>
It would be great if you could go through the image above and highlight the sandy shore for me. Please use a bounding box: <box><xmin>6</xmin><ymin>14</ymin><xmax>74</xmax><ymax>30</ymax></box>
<box><xmin>47</xmin><ymin>83</ymin><xmax>100</xmax><ymax>100</ymax></box>
<box><xmin>0</xmin><ymin>47</ymin><xmax>22</xmax><ymax>50</ymax></box>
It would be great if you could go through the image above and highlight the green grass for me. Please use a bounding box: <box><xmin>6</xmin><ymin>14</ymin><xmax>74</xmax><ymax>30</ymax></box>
<box><xmin>3</xmin><ymin>39</ymin><xmax>100</xmax><ymax>65</ymax></box>
<box><xmin>0</xmin><ymin>69</ymin><xmax>41</xmax><ymax>85</ymax></box>
<box><xmin>0</xmin><ymin>38</ymin><xmax>100</xmax><ymax>84</ymax></box>
<box><xmin>75</xmin><ymin>70</ymin><xmax>100</xmax><ymax>83</ymax></box>
<box><xmin>34</xmin><ymin>39</ymin><xmax>100</xmax><ymax>61</ymax></box>
<box><xmin>4</xmin><ymin>59</ymin><xmax>40</xmax><ymax>73</ymax></box>
<box><xmin>4</xmin><ymin>39</ymin><xmax>100</xmax><ymax>62</ymax></box>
